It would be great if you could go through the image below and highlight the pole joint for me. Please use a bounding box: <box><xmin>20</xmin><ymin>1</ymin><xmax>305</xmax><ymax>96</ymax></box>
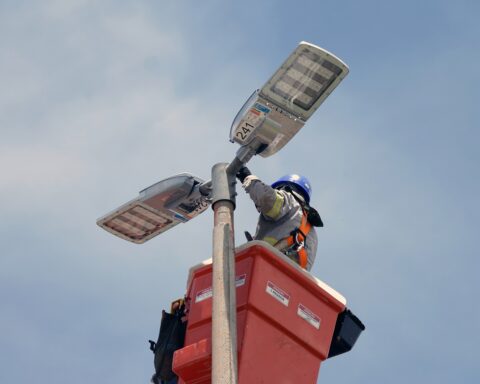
<box><xmin>212</xmin><ymin>162</ymin><xmax>237</xmax><ymax>209</ymax></box>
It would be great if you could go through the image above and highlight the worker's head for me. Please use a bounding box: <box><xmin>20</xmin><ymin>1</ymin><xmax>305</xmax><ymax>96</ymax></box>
<box><xmin>271</xmin><ymin>174</ymin><xmax>312</xmax><ymax>203</ymax></box>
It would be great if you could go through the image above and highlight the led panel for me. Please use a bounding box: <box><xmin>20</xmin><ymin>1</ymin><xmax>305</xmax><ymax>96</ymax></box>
<box><xmin>260</xmin><ymin>41</ymin><xmax>349</xmax><ymax>121</ymax></box>
<box><xmin>99</xmin><ymin>202</ymin><xmax>176</xmax><ymax>243</ymax></box>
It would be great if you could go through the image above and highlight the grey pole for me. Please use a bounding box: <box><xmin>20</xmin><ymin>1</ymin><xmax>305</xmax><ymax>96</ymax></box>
<box><xmin>211</xmin><ymin>162</ymin><xmax>238</xmax><ymax>384</ymax></box>
<box><xmin>208</xmin><ymin>145</ymin><xmax>258</xmax><ymax>384</ymax></box>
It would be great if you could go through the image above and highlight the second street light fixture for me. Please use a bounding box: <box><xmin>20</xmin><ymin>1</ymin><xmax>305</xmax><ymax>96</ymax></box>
<box><xmin>97</xmin><ymin>173</ymin><xmax>210</xmax><ymax>243</ymax></box>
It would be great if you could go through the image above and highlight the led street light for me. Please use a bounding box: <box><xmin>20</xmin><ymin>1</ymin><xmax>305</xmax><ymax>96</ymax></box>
<box><xmin>97</xmin><ymin>173</ymin><xmax>210</xmax><ymax>243</ymax></box>
<box><xmin>230</xmin><ymin>41</ymin><xmax>349</xmax><ymax>157</ymax></box>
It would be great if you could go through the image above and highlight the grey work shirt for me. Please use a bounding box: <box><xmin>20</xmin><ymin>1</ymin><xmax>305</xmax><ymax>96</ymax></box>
<box><xmin>242</xmin><ymin>175</ymin><xmax>318</xmax><ymax>270</ymax></box>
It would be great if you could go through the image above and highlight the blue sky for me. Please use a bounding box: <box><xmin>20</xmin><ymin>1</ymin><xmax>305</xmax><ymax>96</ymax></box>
<box><xmin>1</xmin><ymin>1</ymin><xmax>479</xmax><ymax>383</ymax></box>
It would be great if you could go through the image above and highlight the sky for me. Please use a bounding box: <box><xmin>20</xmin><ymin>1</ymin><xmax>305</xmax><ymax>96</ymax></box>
<box><xmin>0</xmin><ymin>0</ymin><xmax>479</xmax><ymax>383</ymax></box>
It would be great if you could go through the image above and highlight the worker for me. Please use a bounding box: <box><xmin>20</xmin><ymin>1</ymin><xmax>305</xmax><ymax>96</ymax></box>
<box><xmin>236</xmin><ymin>166</ymin><xmax>323</xmax><ymax>271</ymax></box>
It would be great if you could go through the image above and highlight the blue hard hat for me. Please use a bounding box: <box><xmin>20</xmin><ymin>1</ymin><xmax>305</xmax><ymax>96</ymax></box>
<box><xmin>271</xmin><ymin>174</ymin><xmax>312</xmax><ymax>203</ymax></box>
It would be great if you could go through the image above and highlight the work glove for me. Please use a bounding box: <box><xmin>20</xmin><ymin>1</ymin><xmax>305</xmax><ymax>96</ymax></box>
<box><xmin>236</xmin><ymin>166</ymin><xmax>251</xmax><ymax>183</ymax></box>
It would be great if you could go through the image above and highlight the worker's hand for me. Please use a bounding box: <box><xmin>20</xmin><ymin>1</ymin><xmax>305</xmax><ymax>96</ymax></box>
<box><xmin>236</xmin><ymin>166</ymin><xmax>251</xmax><ymax>183</ymax></box>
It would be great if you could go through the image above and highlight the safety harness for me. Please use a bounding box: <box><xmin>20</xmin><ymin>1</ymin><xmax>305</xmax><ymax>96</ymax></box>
<box><xmin>273</xmin><ymin>188</ymin><xmax>323</xmax><ymax>269</ymax></box>
<box><xmin>282</xmin><ymin>210</ymin><xmax>312</xmax><ymax>268</ymax></box>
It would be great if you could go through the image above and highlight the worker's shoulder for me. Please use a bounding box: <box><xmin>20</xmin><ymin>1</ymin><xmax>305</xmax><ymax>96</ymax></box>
<box><xmin>276</xmin><ymin>189</ymin><xmax>302</xmax><ymax>209</ymax></box>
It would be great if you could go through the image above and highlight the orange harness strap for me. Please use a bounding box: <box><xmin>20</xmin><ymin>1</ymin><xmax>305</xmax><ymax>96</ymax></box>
<box><xmin>286</xmin><ymin>211</ymin><xmax>312</xmax><ymax>269</ymax></box>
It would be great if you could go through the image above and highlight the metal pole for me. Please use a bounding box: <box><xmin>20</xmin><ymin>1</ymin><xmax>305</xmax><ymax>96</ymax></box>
<box><xmin>211</xmin><ymin>163</ymin><xmax>238</xmax><ymax>384</ymax></box>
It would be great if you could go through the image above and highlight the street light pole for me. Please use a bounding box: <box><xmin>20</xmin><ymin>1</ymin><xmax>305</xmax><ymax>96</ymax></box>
<box><xmin>211</xmin><ymin>162</ymin><xmax>238</xmax><ymax>384</ymax></box>
<box><xmin>210</xmin><ymin>146</ymin><xmax>257</xmax><ymax>384</ymax></box>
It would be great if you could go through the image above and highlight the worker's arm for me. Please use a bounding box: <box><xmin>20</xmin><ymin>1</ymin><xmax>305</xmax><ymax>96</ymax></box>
<box><xmin>237</xmin><ymin>167</ymin><xmax>290</xmax><ymax>221</ymax></box>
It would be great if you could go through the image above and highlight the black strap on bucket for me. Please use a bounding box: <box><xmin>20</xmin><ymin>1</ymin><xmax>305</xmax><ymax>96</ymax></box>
<box><xmin>149</xmin><ymin>302</ymin><xmax>187</xmax><ymax>383</ymax></box>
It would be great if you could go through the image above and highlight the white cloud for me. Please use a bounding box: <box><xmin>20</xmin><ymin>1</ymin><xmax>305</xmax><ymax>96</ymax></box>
<box><xmin>0</xmin><ymin>146</ymin><xmax>85</xmax><ymax>190</ymax></box>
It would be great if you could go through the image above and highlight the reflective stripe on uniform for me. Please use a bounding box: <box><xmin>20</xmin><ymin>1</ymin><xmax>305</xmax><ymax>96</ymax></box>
<box><xmin>264</xmin><ymin>192</ymin><xmax>285</xmax><ymax>219</ymax></box>
<box><xmin>262</xmin><ymin>236</ymin><xmax>278</xmax><ymax>246</ymax></box>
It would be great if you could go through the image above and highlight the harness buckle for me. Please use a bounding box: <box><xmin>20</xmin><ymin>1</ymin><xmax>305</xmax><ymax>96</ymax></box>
<box><xmin>294</xmin><ymin>232</ymin><xmax>305</xmax><ymax>250</ymax></box>
<box><xmin>284</xmin><ymin>234</ymin><xmax>304</xmax><ymax>257</ymax></box>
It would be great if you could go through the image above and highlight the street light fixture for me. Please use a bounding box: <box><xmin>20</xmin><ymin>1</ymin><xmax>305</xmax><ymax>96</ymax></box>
<box><xmin>230</xmin><ymin>41</ymin><xmax>348</xmax><ymax>157</ymax></box>
<box><xmin>96</xmin><ymin>173</ymin><xmax>210</xmax><ymax>244</ymax></box>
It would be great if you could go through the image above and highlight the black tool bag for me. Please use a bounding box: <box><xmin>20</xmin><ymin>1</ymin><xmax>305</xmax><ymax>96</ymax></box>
<box><xmin>149</xmin><ymin>303</ymin><xmax>187</xmax><ymax>384</ymax></box>
<box><xmin>328</xmin><ymin>308</ymin><xmax>365</xmax><ymax>358</ymax></box>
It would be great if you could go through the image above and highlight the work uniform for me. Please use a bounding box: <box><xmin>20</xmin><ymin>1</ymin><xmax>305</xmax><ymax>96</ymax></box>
<box><xmin>242</xmin><ymin>175</ymin><xmax>318</xmax><ymax>271</ymax></box>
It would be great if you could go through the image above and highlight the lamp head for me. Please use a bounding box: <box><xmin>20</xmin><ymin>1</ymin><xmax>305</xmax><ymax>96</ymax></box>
<box><xmin>96</xmin><ymin>173</ymin><xmax>210</xmax><ymax>243</ymax></box>
<box><xmin>230</xmin><ymin>41</ymin><xmax>349</xmax><ymax>157</ymax></box>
